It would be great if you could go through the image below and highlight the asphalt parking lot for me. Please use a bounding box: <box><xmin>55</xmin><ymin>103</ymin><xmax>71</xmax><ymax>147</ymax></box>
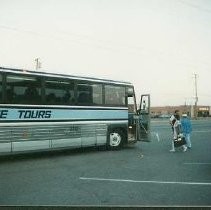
<box><xmin>0</xmin><ymin>119</ymin><xmax>210</xmax><ymax>207</ymax></box>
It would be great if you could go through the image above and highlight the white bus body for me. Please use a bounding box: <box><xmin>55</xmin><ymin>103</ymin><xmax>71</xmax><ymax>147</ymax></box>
<box><xmin>0</xmin><ymin>67</ymin><xmax>150</xmax><ymax>155</ymax></box>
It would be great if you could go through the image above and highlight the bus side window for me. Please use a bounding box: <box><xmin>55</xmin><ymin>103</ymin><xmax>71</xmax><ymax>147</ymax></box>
<box><xmin>0</xmin><ymin>74</ymin><xmax>2</xmax><ymax>103</ymax></box>
<box><xmin>77</xmin><ymin>82</ymin><xmax>92</xmax><ymax>105</ymax></box>
<box><xmin>105</xmin><ymin>85</ymin><xmax>126</xmax><ymax>106</ymax></box>
<box><xmin>6</xmin><ymin>75</ymin><xmax>41</xmax><ymax>105</ymax></box>
<box><xmin>62</xmin><ymin>91</ymin><xmax>72</xmax><ymax>104</ymax></box>
<box><xmin>92</xmin><ymin>84</ymin><xmax>102</xmax><ymax>105</ymax></box>
<box><xmin>46</xmin><ymin>93</ymin><xmax>56</xmax><ymax>104</ymax></box>
<box><xmin>77</xmin><ymin>82</ymin><xmax>102</xmax><ymax>106</ymax></box>
<box><xmin>78</xmin><ymin>92</ymin><xmax>92</xmax><ymax>104</ymax></box>
<box><xmin>24</xmin><ymin>86</ymin><xmax>39</xmax><ymax>103</ymax></box>
<box><xmin>45</xmin><ymin>79</ymin><xmax>74</xmax><ymax>105</ymax></box>
<box><xmin>6</xmin><ymin>87</ymin><xmax>15</xmax><ymax>103</ymax></box>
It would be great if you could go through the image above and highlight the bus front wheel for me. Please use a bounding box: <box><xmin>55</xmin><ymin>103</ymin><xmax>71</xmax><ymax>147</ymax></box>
<box><xmin>108</xmin><ymin>129</ymin><xmax>124</xmax><ymax>150</ymax></box>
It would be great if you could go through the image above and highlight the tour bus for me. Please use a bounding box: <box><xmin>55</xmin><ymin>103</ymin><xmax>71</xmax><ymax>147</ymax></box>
<box><xmin>0</xmin><ymin>67</ymin><xmax>150</xmax><ymax>155</ymax></box>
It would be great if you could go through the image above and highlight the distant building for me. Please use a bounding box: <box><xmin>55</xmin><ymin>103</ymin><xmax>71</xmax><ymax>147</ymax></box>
<box><xmin>151</xmin><ymin>105</ymin><xmax>210</xmax><ymax>118</ymax></box>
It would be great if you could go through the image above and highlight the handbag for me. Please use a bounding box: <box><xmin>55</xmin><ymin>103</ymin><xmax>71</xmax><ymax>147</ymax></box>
<box><xmin>174</xmin><ymin>136</ymin><xmax>186</xmax><ymax>147</ymax></box>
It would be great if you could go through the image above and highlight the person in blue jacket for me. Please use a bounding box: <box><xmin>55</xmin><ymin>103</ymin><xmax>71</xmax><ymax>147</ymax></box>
<box><xmin>181</xmin><ymin>113</ymin><xmax>192</xmax><ymax>149</ymax></box>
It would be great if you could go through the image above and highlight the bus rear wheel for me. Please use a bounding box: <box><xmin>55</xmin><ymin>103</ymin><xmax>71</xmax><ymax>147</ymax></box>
<box><xmin>108</xmin><ymin>129</ymin><xmax>124</xmax><ymax>150</ymax></box>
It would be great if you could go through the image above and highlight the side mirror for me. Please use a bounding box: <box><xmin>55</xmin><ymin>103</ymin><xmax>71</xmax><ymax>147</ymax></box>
<box><xmin>138</xmin><ymin>94</ymin><xmax>151</xmax><ymax>142</ymax></box>
<box><xmin>140</xmin><ymin>94</ymin><xmax>150</xmax><ymax>114</ymax></box>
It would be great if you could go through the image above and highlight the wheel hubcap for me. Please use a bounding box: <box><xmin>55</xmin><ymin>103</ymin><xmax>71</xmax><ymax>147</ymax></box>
<box><xmin>110</xmin><ymin>132</ymin><xmax>121</xmax><ymax>147</ymax></box>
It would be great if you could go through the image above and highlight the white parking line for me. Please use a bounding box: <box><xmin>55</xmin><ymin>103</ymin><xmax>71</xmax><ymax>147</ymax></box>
<box><xmin>155</xmin><ymin>133</ymin><xmax>160</xmax><ymax>142</ymax></box>
<box><xmin>79</xmin><ymin>177</ymin><xmax>211</xmax><ymax>186</ymax></box>
<box><xmin>184</xmin><ymin>163</ymin><xmax>211</xmax><ymax>165</ymax></box>
<box><xmin>151</xmin><ymin>132</ymin><xmax>161</xmax><ymax>141</ymax></box>
<box><xmin>193</xmin><ymin>130</ymin><xmax>211</xmax><ymax>133</ymax></box>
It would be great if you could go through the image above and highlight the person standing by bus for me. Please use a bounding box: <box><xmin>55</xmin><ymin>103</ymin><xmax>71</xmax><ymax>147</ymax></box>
<box><xmin>170</xmin><ymin>113</ymin><xmax>187</xmax><ymax>152</ymax></box>
<box><xmin>181</xmin><ymin>113</ymin><xmax>192</xmax><ymax>149</ymax></box>
<box><xmin>169</xmin><ymin>110</ymin><xmax>179</xmax><ymax>133</ymax></box>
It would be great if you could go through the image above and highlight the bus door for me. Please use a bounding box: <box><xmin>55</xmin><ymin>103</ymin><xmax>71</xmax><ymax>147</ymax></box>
<box><xmin>127</xmin><ymin>87</ymin><xmax>139</xmax><ymax>142</ymax></box>
<box><xmin>138</xmin><ymin>94</ymin><xmax>151</xmax><ymax>142</ymax></box>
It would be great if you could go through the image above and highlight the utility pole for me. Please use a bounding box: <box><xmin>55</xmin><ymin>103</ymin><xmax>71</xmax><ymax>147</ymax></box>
<box><xmin>194</xmin><ymin>73</ymin><xmax>198</xmax><ymax>119</ymax></box>
<box><xmin>35</xmin><ymin>58</ymin><xmax>41</xmax><ymax>70</ymax></box>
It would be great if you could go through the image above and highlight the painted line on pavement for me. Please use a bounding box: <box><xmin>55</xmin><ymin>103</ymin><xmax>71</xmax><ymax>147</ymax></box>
<box><xmin>184</xmin><ymin>163</ymin><xmax>211</xmax><ymax>165</ymax></box>
<box><xmin>151</xmin><ymin>132</ymin><xmax>161</xmax><ymax>141</ymax></box>
<box><xmin>155</xmin><ymin>133</ymin><xmax>160</xmax><ymax>142</ymax></box>
<box><xmin>193</xmin><ymin>130</ymin><xmax>211</xmax><ymax>133</ymax></box>
<box><xmin>79</xmin><ymin>177</ymin><xmax>211</xmax><ymax>186</ymax></box>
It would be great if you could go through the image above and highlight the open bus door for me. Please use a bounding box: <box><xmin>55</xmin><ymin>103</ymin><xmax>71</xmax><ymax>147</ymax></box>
<box><xmin>138</xmin><ymin>94</ymin><xmax>151</xmax><ymax>142</ymax></box>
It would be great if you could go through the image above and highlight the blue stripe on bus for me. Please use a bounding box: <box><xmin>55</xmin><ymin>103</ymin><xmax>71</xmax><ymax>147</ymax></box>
<box><xmin>0</xmin><ymin>108</ymin><xmax>128</xmax><ymax>121</ymax></box>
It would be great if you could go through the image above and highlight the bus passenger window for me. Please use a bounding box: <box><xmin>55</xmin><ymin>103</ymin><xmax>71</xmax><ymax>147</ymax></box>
<box><xmin>77</xmin><ymin>83</ymin><xmax>92</xmax><ymax>105</ymax></box>
<box><xmin>128</xmin><ymin>96</ymin><xmax>135</xmax><ymax>112</ymax></box>
<box><xmin>62</xmin><ymin>91</ymin><xmax>72</xmax><ymax>104</ymax></box>
<box><xmin>92</xmin><ymin>84</ymin><xmax>102</xmax><ymax>105</ymax></box>
<box><xmin>78</xmin><ymin>92</ymin><xmax>91</xmax><ymax>104</ymax></box>
<box><xmin>45</xmin><ymin>79</ymin><xmax>74</xmax><ymax>105</ymax></box>
<box><xmin>6</xmin><ymin>75</ymin><xmax>41</xmax><ymax>104</ymax></box>
<box><xmin>0</xmin><ymin>74</ymin><xmax>2</xmax><ymax>103</ymax></box>
<box><xmin>77</xmin><ymin>83</ymin><xmax>102</xmax><ymax>106</ymax></box>
<box><xmin>105</xmin><ymin>85</ymin><xmax>126</xmax><ymax>106</ymax></box>
<box><xmin>24</xmin><ymin>86</ymin><xmax>39</xmax><ymax>101</ymax></box>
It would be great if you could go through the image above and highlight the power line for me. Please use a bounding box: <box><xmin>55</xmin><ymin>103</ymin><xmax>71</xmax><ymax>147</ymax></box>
<box><xmin>1</xmin><ymin>24</ymin><xmax>211</xmax><ymax>70</ymax></box>
<box><xmin>178</xmin><ymin>0</ymin><xmax>211</xmax><ymax>14</ymax></box>
<box><xmin>0</xmin><ymin>24</ymin><xmax>144</xmax><ymax>54</ymax></box>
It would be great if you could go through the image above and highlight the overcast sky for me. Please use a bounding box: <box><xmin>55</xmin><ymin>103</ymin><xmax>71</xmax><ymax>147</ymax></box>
<box><xmin>0</xmin><ymin>0</ymin><xmax>211</xmax><ymax>106</ymax></box>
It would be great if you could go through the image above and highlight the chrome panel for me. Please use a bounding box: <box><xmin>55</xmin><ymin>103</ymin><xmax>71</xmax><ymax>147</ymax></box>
<box><xmin>0</xmin><ymin>122</ymin><xmax>108</xmax><ymax>153</ymax></box>
<box><xmin>81</xmin><ymin>124</ymin><xmax>96</xmax><ymax>146</ymax></box>
<box><xmin>81</xmin><ymin>124</ymin><xmax>107</xmax><ymax>146</ymax></box>
<box><xmin>96</xmin><ymin>127</ymin><xmax>107</xmax><ymax>145</ymax></box>
<box><xmin>0</xmin><ymin>143</ymin><xmax>11</xmax><ymax>152</ymax></box>
<box><xmin>81</xmin><ymin>137</ymin><xmax>96</xmax><ymax>146</ymax></box>
<box><xmin>96</xmin><ymin>136</ymin><xmax>106</xmax><ymax>145</ymax></box>
<box><xmin>52</xmin><ymin>138</ymin><xmax>81</xmax><ymax>148</ymax></box>
<box><xmin>12</xmin><ymin>140</ymin><xmax>50</xmax><ymax>152</ymax></box>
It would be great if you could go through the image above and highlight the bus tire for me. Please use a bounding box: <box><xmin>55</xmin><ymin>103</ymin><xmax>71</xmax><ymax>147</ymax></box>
<box><xmin>108</xmin><ymin>129</ymin><xmax>124</xmax><ymax>150</ymax></box>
